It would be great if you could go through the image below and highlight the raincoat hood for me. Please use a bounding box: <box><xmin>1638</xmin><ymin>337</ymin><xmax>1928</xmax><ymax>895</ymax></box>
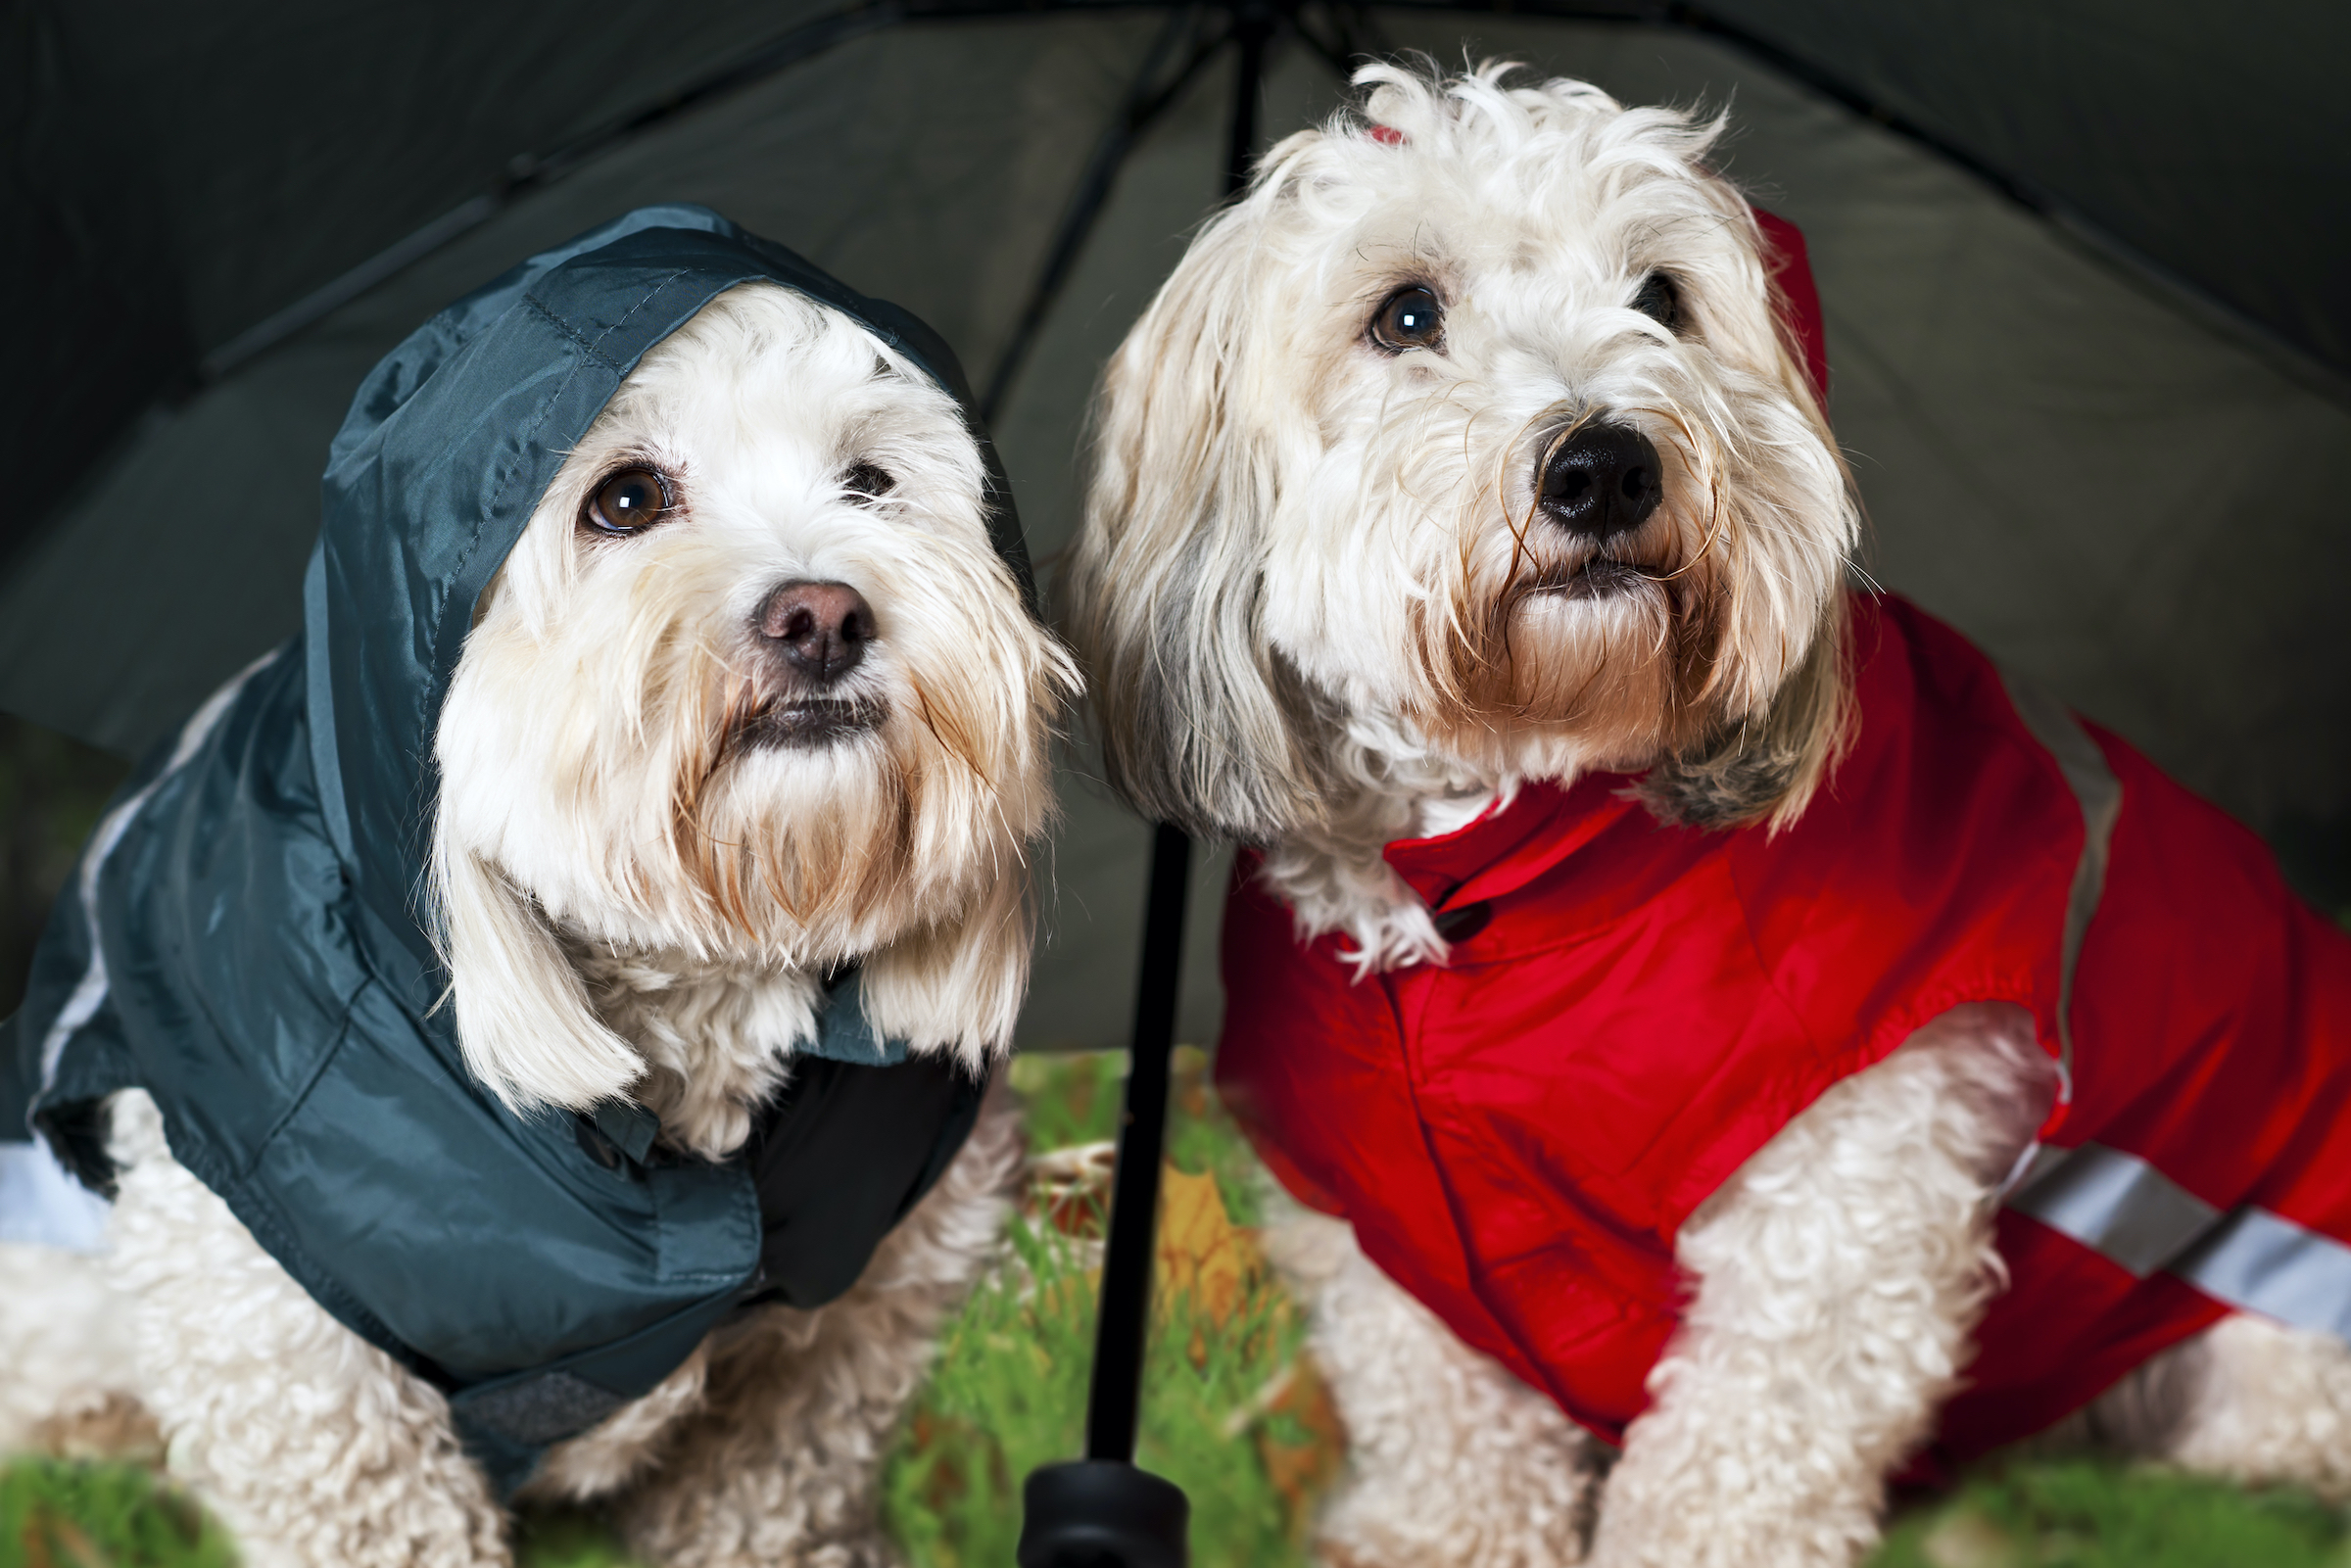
<box><xmin>4</xmin><ymin>207</ymin><xmax>1029</xmax><ymax>1491</ymax></box>
<box><xmin>312</xmin><ymin>203</ymin><xmax>1032</xmax><ymax>1010</ymax></box>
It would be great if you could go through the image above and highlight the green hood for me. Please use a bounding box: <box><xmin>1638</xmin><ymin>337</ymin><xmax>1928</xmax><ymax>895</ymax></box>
<box><xmin>3</xmin><ymin>206</ymin><xmax>1029</xmax><ymax>1491</ymax></box>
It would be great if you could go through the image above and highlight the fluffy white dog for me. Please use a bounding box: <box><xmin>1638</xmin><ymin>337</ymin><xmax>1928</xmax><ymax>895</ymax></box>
<box><xmin>2</xmin><ymin>230</ymin><xmax>1074</xmax><ymax>1568</ymax></box>
<box><xmin>1067</xmin><ymin>64</ymin><xmax>2351</xmax><ymax>1568</ymax></box>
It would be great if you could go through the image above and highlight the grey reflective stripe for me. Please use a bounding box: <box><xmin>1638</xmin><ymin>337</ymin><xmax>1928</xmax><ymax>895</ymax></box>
<box><xmin>33</xmin><ymin>648</ymin><xmax>283</xmax><ymax>1106</ymax></box>
<box><xmin>2006</xmin><ymin>1142</ymin><xmax>2222</xmax><ymax>1276</ymax></box>
<box><xmin>2174</xmin><ymin>1208</ymin><xmax>2351</xmax><ymax>1342</ymax></box>
<box><xmin>1997</xmin><ymin>670</ymin><xmax>2122</xmax><ymax>1080</ymax></box>
<box><xmin>2008</xmin><ymin>1141</ymin><xmax>2351</xmax><ymax>1339</ymax></box>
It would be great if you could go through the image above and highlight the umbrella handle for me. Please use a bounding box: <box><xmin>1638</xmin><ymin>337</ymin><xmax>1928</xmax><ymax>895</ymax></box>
<box><xmin>1016</xmin><ymin>823</ymin><xmax>1194</xmax><ymax>1567</ymax></box>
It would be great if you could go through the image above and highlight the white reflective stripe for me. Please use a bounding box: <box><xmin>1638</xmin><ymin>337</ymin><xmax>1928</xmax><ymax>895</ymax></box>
<box><xmin>2174</xmin><ymin>1208</ymin><xmax>2351</xmax><ymax>1342</ymax></box>
<box><xmin>2006</xmin><ymin>1142</ymin><xmax>2223</xmax><ymax>1277</ymax></box>
<box><xmin>2008</xmin><ymin>1141</ymin><xmax>2351</xmax><ymax>1339</ymax></box>
<box><xmin>1997</xmin><ymin>670</ymin><xmax>2122</xmax><ymax>1080</ymax></box>
<box><xmin>32</xmin><ymin>648</ymin><xmax>283</xmax><ymax>1111</ymax></box>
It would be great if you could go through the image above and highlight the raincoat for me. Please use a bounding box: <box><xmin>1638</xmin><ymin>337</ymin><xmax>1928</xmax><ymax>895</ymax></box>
<box><xmin>1217</xmin><ymin>593</ymin><xmax>2351</xmax><ymax>1466</ymax></box>
<box><xmin>0</xmin><ymin>207</ymin><xmax>1033</xmax><ymax>1492</ymax></box>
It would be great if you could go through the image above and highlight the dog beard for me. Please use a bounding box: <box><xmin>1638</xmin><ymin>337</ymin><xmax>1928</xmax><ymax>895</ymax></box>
<box><xmin>1358</xmin><ymin>396</ymin><xmax>1805</xmax><ymax>783</ymax></box>
<box><xmin>671</xmin><ymin>652</ymin><xmax>1013</xmax><ymax>960</ymax></box>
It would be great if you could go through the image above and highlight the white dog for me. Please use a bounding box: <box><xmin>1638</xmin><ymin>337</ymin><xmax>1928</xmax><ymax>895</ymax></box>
<box><xmin>1067</xmin><ymin>65</ymin><xmax>2351</xmax><ymax>1567</ymax></box>
<box><xmin>1</xmin><ymin>217</ymin><xmax>1074</xmax><ymax>1568</ymax></box>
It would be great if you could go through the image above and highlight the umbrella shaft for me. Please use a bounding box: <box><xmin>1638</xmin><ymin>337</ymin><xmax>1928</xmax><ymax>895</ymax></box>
<box><xmin>1083</xmin><ymin>822</ymin><xmax>1192</xmax><ymax>1462</ymax></box>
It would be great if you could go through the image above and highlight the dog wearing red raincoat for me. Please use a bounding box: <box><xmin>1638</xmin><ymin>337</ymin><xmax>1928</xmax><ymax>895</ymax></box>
<box><xmin>1065</xmin><ymin>62</ymin><xmax>2351</xmax><ymax>1568</ymax></box>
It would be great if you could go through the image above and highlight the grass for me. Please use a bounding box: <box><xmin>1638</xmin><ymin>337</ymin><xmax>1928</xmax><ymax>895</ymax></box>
<box><xmin>1875</xmin><ymin>1460</ymin><xmax>2351</xmax><ymax>1567</ymax></box>
<box><xmin>879</xmin><ymin>1048</ymin><xmax>1337</xmax><ymax>1568</ymax></box>
<box><xmin>0</xmin><ymin>1458</ymin><xmax>236</xmax><ymax>1568</ymax></box>
<box><xmin>6</xmin><ymin>1048</ymin><xmax>2349</xmax><ymax>1567</ymax></box>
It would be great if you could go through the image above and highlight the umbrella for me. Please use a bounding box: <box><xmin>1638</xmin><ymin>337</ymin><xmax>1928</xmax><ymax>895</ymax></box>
<box><xmin>7</xmin><ymin>5</ymin><xmax>2346</xmax><ymax>1558</ymax></box>
<box><xmin>6</xmin><ymin>0</ymin><xmax>2347</xmax><ymax>1096</ymax></box>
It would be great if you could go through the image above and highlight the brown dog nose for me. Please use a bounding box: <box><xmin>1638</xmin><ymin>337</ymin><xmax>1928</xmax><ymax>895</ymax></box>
<box><xmin>757</xmin><ymin>580</ymin><xmax>875</xmax><ymax>686</ymax></box>
<box><xmin>1538</xmin><ymin>422</ymin><xmax>1664</xmax><ymax>543</ymax></box>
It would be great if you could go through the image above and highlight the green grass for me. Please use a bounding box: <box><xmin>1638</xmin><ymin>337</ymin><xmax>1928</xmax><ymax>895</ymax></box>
<box><xmin>881</xmin><ymin>1048</ymin><xmax>1332</xmax><ymax>1568</ymax></box>
<box><xmin>0</xmin><ymin>1458</ymin><xmax>236</xmax><ymax>1568</ymax></box>
<box><xmin>10</xmin><ymin>1048</ymin><xmax>2351</xmax><ymax>1567</ymax></box>
<box><xmin>1875</xmin><ymin>1459</ymin><xmax>2351</xmax><ymax>1567</ymax></box>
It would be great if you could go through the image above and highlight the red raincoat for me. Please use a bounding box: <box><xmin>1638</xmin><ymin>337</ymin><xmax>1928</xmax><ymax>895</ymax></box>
<box><xmin>1217</xmin><ymin>594</ymin><xmax>2351</xmax><ymax>1461</ymax></box>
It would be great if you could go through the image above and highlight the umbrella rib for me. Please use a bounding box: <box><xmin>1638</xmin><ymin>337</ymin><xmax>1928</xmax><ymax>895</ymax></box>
<box><xmin>980</xmin><ymin>9</ymin><xmax>1232</xmax><ymax>425</ymax></box>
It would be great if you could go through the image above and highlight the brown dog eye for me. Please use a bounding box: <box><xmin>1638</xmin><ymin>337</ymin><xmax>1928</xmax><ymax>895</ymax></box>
<box><xmin>583</xmin><ymin>467</ymin><xmax>672</xmax><ymax>535</ymax></box>
<box><xmin>842</xmin><ymin>462</ymin><xmax>893</xmax><ymax>501</ymax></box>
<box><xmin>1369</xmin><ymin>285</ymin><xmax>1445</xmax><ymax>353</ymax></box>
<box><xmin>1633</xmin><ymin>272</ymin><xmax>1682</xmax><ymax>333</ymax></box>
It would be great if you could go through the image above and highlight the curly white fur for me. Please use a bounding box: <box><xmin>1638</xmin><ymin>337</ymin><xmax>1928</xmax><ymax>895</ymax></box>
<box><xmin>1</xmin><ymin>282</ymin><xmax>1069</xmax><ymax>1566</ymax></box>
<box><xmin>1070</xmin><ymin>62</ymin><xmax>2351</xmax><ymax>1567</ymax></box>
<box><xmin>1266</xmin><ymin>1206</ymin><xmax>1601</xmax><ymax>1567</ymax></box>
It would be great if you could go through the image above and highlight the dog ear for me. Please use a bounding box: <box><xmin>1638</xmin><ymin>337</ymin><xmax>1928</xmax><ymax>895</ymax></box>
<box><xmin>428</xmin><ymin>831</ymin><xmax>648</xmax><ymax>1113</ymax></box>
<box><xmin>1064</xmin><ymin>208</ymin><xmax>1331</xmax><ymax>843</ymax></box>
<box><xmin>857</xmin><ymin>861</ymin><xmax>1032</xmax><ymax>1075</ymax></box>
<box><xmin>1639</xmin><ymin>586</ymin><xmax>1852</xmax><ymax>832</ymax></box>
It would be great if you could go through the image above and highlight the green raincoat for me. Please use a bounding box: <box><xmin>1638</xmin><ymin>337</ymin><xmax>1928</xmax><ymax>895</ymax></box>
<box><xmin>0</xmin><ymin>207</ymin><xmax>1032</xmax><ymax>1493</ymax></box>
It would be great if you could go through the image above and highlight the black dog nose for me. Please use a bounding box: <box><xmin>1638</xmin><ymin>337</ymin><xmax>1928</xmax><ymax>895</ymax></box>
<box><xmin>757</xmin><ymin>580</ymin><xmax>874</xmax><ymax>685</ymax></box>
<box><xmin>1538</xmin><ymin>422</ymin><xmax>1664</xmax><ymax>543</ymax></box>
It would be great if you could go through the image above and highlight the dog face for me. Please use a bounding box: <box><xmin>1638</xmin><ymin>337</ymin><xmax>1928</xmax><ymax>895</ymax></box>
<box><xmin>1070</xmin><ymin>65</ymin><xmax>1858</xmax><ymax>842</ymax></box>
<box><xmin>433</xmin><ymin>282</ymin><xmax>1075</xmax><ymax>1109</ymax></box>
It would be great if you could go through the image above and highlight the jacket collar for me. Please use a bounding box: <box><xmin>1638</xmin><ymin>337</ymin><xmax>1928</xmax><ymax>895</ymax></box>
<box><xmin>1382</xmin><ymin>773</ymin><xmax>1643</xmax><ymax>915</ymax></box>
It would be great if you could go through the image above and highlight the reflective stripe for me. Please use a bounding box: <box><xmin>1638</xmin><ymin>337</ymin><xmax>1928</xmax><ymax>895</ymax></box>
<box><xmin>2008</xmin><ymin>1141</ymin><xmax>2351</xmax><ymax>1340</ymax></box>
<box><xmin>2175</xmin><ymin>1208</ymin><xmax>2351</xmax><ymax>1343</ymax></box>
<box><xmin>32</xmin><ymin>648</ymin><xmax>283</xmax><ymax>1111</ymax></box>
<box><xmin>1997</xmin><ymin>670</ymin><xmax>2122</xmax><ymax>1079</ymax></box>
<box><xmin>1991</xmin><ymin>680</ymin><xmax>2351</xmax><ymax>1339</ymax></box>
<box><xmin>2006</xmin><ymin>1142</ymin><xmax>2222</xmax><ymax>1277</ymax></box>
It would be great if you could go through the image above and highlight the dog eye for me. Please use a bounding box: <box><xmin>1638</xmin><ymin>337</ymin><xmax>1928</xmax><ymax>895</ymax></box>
<box><xmin>1369</xmin><ymin>285</ymin><xmax>1445</xmax><ymax>353</ymax></box>
<box><xmin>1632</xmin><ymin>272</ymin><xmax>1682</xmax><ymax>334</ymax></box>
<box><xmin>583</xmin><ymin>466</ymin><xmax>673</xmax><ymax>535</ymax></box>
<box><xmin>842</xmin><ymin>462</ymin><xmax>894</xmax><ymax>502</ymax></box>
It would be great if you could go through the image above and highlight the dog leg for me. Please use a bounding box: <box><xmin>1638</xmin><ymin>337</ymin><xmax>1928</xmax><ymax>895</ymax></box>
<box><xmin>1589</xmin><ymin>1005</ymin><xmax>2053</xmax><ymax>1568</ymax></box>
<box><xmin>105</xmin><ymin>1091</ymin><xmax>509</xmax><ymax>1568</ymax></box>
<box><xmin>0</xmin><ymin>1241</ymin><xmax>148</xmax><ymax>1456</ymax></box>
<box><xmin>1267</xmin><ymin>1208</ymin><xmax>1601</xmax><ymax>1568</ymax></box>
<box><xmin>614</xmin><ymin>1072</ymin><xmax>1022</xmax><ymax>1568</ymax></box>
<box><xmin>2114</xmin><ymin>1313</ymin><xmax>2351</xmax><ymax>1499</ymax></box>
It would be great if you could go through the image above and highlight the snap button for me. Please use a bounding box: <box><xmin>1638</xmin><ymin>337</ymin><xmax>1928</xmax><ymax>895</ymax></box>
<box><xmin>574</xmin><ymin>1116</ymin><xmax>622</xmax><ymax>1170</ymax></box>
<box><xmin>1433</xmin><ymin>900</ymin><xmax>1491</xmax><ymax>942</ymax></box>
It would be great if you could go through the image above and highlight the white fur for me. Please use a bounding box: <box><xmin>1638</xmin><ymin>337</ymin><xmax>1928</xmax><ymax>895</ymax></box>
<box><xmin>1071</xmin><ymin>63</ymin><xmax>2351</xmax><ymax>1566</ymax></box>
<box><xmin>1266</xmin><ymin>1206</ymin><xmax>1602</xmax><ymax>1567</ymax></box>
<box><xmin>436</xmin><ymin>284</ymin><xmax>1075</xmax><ymax>1118</ymax></box>
<box><xmin>2</xmin><ymin>282</ymin><xmax>1071</xmax><ymax>1565</ymax></box>
<box><xmin>1067</xmin><ymin>63</ymin><xmax>1857</xmax><ymax>971</ymax></box>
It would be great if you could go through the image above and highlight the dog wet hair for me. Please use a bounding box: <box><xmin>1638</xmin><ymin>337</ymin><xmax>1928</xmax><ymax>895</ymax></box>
<box><xmin>1068</xmin><ymin>60</ymin><xmax>1858</xmax><ymax>850</ymax></box>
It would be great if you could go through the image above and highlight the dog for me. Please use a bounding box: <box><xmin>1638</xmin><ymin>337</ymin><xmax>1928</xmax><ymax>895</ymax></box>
<box><xmin>1065</xmin><ymin>64</ymin><xmax>2351</xmax><ymax>1567</ymax></box>
<box><xmin>0</xmin><ymin>213</ymin><xmax>1075</xmax><ymax>1567</ymax></box>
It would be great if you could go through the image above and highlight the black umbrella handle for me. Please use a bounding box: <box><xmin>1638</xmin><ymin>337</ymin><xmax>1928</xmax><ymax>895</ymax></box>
<box><xmin>1017</xmin><ymin>825</ymin><xmax>1194</xmax><ymax>1568</ymax></box>
<box><xmin>1083</xmin><ymin>822</ymin><xmax>1191</xmax><ymax>1462</ymax></box>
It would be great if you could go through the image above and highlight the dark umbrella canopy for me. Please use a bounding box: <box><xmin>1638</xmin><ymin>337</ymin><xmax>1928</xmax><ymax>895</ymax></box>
<box><xmin>6</xmin><ymin>1</ymin><xmax>2348</xmax><ymax>1052</ymax></box>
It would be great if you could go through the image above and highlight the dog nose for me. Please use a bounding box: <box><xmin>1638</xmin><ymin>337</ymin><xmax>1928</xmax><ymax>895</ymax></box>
<box><xmin>757</xmin><ymin>581</ymin><xmax>875</xmax><ymax>685</ymax></box>
<box><xmin>1538</xmin><ymin>422</ymin><xmax>1664</xmax><ymax>543</ymax></box>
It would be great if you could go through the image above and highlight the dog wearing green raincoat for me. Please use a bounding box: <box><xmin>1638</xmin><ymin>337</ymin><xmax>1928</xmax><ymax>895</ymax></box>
<box><xmin>0</xmin><ymin>208</ymin><xmax>1075</xmax><ymax>1567</ymax></box>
